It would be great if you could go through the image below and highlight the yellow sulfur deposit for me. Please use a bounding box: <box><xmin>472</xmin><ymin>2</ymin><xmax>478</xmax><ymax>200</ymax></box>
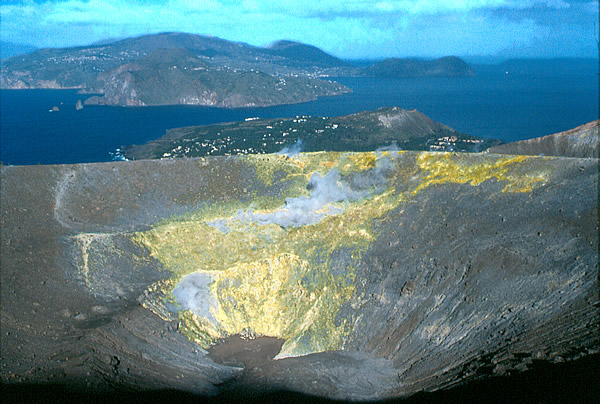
<box><xmin>414</xmin><ymin>152</ymin><xmax>546</xmax><ymax>194</ymax></box>
<box><xmin>131</xmin><ymin>151</ymin><xmax>545</xmax><ymax>357</ymax></box>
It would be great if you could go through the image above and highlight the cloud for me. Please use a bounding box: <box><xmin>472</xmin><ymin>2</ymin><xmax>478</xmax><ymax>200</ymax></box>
<box><xmin>489</xmin><ymin>0</ymin><xmax>596</xmax><ymax>26</ymax></box>
<box><xmin>1</xmin><ymin>0</ymin><xmax>598</xmax><ymax>58</ymax></box>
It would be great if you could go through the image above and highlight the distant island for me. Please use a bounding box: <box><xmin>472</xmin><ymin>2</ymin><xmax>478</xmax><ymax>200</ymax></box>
<box><xmin>1</xmin><ymin>32</ymin><xmax>475</xmax><ymax>107</ymax></box>
<box><xmin>123</xmin><ymin>106</ymin><xmax>500</xmax><ymax>160</ymax></box>
<box><xmin>360</xmin><ymin>56</ymin><xmax>475</xmax><ymax>78</ymax></box>
<box><xmin>83</xmin><ymin>47</ymin><xmax>348</xmax><ymax>107</ymax></box>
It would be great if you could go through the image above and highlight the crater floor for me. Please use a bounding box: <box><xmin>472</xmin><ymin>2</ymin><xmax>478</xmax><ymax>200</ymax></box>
<box><xmin>1</xmin><ymin>151</ymin><xmax>598</xmax><ymax>400</ymax></box>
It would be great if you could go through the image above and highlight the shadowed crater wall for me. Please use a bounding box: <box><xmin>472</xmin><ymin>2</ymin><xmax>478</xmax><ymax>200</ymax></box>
<box><xmin>1</xmin><ymin>151</ymin><xmax>598</xmax><ymax>401</ymax></box>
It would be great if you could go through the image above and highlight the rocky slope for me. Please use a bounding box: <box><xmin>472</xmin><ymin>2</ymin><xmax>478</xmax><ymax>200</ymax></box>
<box><xmin>1</xmin><ymin>150</ymin><xmax>597</xmax><ymax>401</ymax></box>
<box><xmin>123</xmin><ymin>107</ymin><xmax>499</xmax><ymax>160</ymax></box>
<box><xmin>489</xmin><ymin>120</ymin><xmax>599</xmax><ymax>158</ymax></box>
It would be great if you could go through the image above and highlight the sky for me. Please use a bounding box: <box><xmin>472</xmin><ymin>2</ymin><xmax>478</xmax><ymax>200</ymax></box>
<box><xmin>1</xmin><ymin>0</ymin><xmax>598</xmax><ymax>59</ymax></box>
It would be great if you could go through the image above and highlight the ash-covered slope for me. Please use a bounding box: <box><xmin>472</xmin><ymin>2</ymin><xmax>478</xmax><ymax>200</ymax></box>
<box><xmin>1</xmin><ymin>151</ymin><xmax>597</xmax><ymax>401</ymax></box>
<box><xmin>123</xmin><ymin>107</ymin><xmax>499</xmax><ymax>160</ymax></box>
<box><xmin>489</xmin><ymin>120</ymin><xmax>599</xmax><ymax>158</ymax></box>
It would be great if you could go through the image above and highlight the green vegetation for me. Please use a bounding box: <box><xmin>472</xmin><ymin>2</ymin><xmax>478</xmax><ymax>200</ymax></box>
<box><xmin>1</xmin><ymin>32</ymin><xmax>476</xmax><ymax>106</ymax></box>
<box><xmin>0</xmin><ymin>33</ymin><xmax>350</xmax><ymax>106</ymax></box>
<box><xmin>124</xmin><ymin>107</ymin><xmax>500</xmax><ymax>160</ymax></box>
<box><xmin>82</xmin><ymin>48</ymin><xmax>348</xmax><ymax>107</ymax></box>
<box><xmin>361</xmin><ymin>56</ymin><xmax>475</xmax><ymax>78</ymax></box>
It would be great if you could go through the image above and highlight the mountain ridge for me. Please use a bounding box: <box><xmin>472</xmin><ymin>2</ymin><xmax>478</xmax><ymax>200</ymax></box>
<box><xmin>82</xmin><ymin>47</ymin><xmax>348</xmax><ymax>107</ymax></box>
<box><xmin>265</xmin><ymin>40</ymin><xmax>347</xmax><ymax>68</ymax></box>
<box><xmin>489</xmin><ymin>120</ymin><xmax>599</xmax><ymax>158</ymax></box>
<box><xmin>361</xmin><ymin>56</ymin><xmax>476</xmax><ymax>77</ymax></box>
<box><xmin>1</xmin><ymin>32</ymin><xmax>475</xmax><ymax>107</ymax></box>
<box><xmin>1</xmin><ymin>41</ymin><xmax>38</xmax><ymax>59</ymax></box>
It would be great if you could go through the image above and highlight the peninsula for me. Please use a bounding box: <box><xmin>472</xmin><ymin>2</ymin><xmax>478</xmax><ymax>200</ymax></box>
<box><xmin>1</xmin><ymin>32</ymin><xmax>476</xmax><ymax>107</ymax></box>
<box><xmin>123</xmin><ymin>107</ymin><xmax>500</xmax><ymax>160</ymax></box>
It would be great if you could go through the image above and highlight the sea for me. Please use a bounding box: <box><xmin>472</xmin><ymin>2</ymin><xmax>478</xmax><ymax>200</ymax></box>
<box><xmin>1</xmin><ymin>58</ymin><xmax>597</xmax><ymax>165</ymax></box>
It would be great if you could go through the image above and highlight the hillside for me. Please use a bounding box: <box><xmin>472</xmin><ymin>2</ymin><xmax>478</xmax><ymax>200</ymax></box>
<box><xmin>1</xmin><ymin>41</ymin><xmax>38</xmax><ymax>59</ymax></box>
<box><xmin>0</xmin><ymin>32</ymin><xmax>351</xmax><ymax>106</ymax></box>
<box><xmin>489</xmin><ymin>120</ymin><xmax>599</xmax><ymax>158</ymax></box>
<box><xmin>266</xmin><ymin>40</ymin><xmax>347</xmax><ymax>68</ymax></box>
<box><xmin>362</xmin><ymin>56</ymin><xmax>476</xmax><ymax>78</ymax></box>
<box><xmin>84</xmin><ymin>48</ymin><xmax>348</xmax><ymax>107</ymax></box>
<box><xmin>122</xmin><ymin>107</ymin><xmax>500</xmax><ymax>160</ymax></box>
<box><xmin>1</xmin><ymin>32</ymin><xmax>480</xmax><ymax>106</ymax></box>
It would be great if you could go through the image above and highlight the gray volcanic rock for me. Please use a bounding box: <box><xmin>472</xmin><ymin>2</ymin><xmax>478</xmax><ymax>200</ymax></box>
<box><xmin>1</xmin><ymin>152</ymin><xmax>598</xmax><ymax>401</ymax></box>
<box><xmin>489</xmin><ymin>120</ymin><xmax>599</xmax><ymax>158</ymax></box>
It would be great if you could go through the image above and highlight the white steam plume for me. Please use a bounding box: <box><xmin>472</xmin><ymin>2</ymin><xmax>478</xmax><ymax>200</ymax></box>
<box><xmin>209</xmin><ymin>149</ymin><xmax>400</xmax><ymax>231</ymax></box>
<box><xmin>171</xmin><ymin>272</ymin><xmax>217</xmax><ymax>321</ymax></box>
<box><xmin>276</xmin><ymin>138</ymin><xmax>303</xmax><ymax>158</ymax></box>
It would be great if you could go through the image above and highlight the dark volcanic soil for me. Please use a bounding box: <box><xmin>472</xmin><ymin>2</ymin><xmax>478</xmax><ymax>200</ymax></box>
<box><xmin>1</xmin><ymin>152</ymin><xmax>598</xmax><ymax>402</ymax></box>
<box><xmin>490</xmin><ymin>120</ymin><xmax>599</xmax><ymax>158</ymax></box>
<box><xmin>208</xmin><ymin>336</ymin><xmax>284</xmax><ymax>368</ymax></box>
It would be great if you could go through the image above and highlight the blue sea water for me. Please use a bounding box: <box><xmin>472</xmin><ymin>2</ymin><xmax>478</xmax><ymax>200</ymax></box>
<box><xmin>1</xmin><ymin>59</ymin><xmax>597</xmax><ymax>165</ymax></box>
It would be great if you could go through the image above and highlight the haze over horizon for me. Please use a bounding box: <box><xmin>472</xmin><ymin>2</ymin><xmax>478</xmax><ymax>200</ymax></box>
<box><xmin>1</xmin><ymin>0</ymin><xmax>598</xmax><ymax>60</ymax></box>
